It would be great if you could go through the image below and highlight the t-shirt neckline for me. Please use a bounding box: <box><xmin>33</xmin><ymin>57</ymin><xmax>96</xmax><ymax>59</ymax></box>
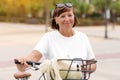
<box><xmin>56</xmin><ymin>30</ymin><xmax>76</xmax><ymax>39</ymax></box>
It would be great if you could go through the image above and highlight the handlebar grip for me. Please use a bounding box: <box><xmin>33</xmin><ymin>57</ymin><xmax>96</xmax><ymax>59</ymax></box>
<box><xmin>14</xmin><ymin>59</ymin><xmax>21</xmax><ymax>64</ymax></box>
<box><xmin>14</xmin><ymin>59</ymin><xmax>41</xmax><ymax>66</ymax></box>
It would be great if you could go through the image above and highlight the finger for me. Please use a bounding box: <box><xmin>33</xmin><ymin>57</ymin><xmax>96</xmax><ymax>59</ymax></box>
<box><xmin>24</xmin><ymin>62</ymin><xmax>29</xmax><ymax>68</ymax></box>
<box><xmin>18</xmin><ymin>57</ymin><xmax>25</xmax><ymax>65</ymax></box>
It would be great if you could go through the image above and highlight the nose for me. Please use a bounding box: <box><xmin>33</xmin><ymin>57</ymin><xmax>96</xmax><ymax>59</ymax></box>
<box><xmin>64</xmin><ymin>16</ymin><xmax>69</xmax><ymax>21</ymax></box>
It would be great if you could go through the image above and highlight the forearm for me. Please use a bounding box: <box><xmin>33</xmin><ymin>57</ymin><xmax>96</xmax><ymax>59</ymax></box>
<box><xmin>16</xmin><ymin>50</ymin><xmax>42</xmax><ymax>71</ymax></box>
<box><xmin>26</xmin><ymin>50</ymin><xmax>42</xmax><ymax>62</ymax></box>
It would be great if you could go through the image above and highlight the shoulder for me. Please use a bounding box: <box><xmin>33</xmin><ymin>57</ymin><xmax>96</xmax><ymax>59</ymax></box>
<box><xmin>74</xmin><ymin>30</ymin><xmax>89</xmax><ymax>42</ymax></box>
<box><xmin>75</xmin><ymin>30</ymin><xmax>88</xmax><ymax>38</ymax></box>
<box><xmin>42</xmin><ymin>30</ymin><xmax>58</xmax><ymax>38</ymax></box>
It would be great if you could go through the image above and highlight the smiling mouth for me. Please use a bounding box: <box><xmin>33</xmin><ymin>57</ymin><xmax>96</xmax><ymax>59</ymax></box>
<box><xmin>64</xmin><ymin>23</ymin><xmax>70</xmax><ymax>24</ymax></box>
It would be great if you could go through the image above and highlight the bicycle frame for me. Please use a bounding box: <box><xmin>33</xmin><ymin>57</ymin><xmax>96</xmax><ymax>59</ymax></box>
<box><xmin>14</xmin><ymin>58</ymin><xmax>97</xmax><ymax>80</ymax></box>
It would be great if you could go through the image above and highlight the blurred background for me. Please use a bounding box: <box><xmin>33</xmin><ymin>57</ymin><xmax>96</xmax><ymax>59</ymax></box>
<box><xmin>0</xmin><ymin>0</ymin><xmax>120</xmax><ymax>26</ymax></box>
<box><xmin>0</xmin><ymin>0</ymin><xmax>120</xmax><ymax>80</ymax></box>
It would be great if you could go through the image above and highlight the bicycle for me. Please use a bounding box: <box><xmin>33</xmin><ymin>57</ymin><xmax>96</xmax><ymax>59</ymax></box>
<box><xmin>14</xmin><ymin>58</ymin><xmax>97</xmax><ymax>80</ymax></box>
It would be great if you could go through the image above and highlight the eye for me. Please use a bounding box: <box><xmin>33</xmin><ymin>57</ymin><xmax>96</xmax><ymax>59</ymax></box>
<box><xmin>68</xmin><ymin>14</ymin><xmax>72</xmax><ymax>17</ymax></box>
<box><xmin>60</xmin><ymin>15</ymin><xmax>65</xmax><ymax>18</ymax></box>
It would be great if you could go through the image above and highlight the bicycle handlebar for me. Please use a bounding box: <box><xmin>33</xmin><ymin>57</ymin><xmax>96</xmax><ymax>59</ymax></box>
<box><xmin>14</xmin><ymin>58</ymin><xmax>97</xmax><ymax>80</ymax></box>
<box><xmin>14</xmin><ymin>59</ymin><xmax>41</xmax><ymax>66</ymax></box>
<box><xmin>14</xmin><ymin>58</ymin><xmax>97</xmax><ymax>66</ymax></box>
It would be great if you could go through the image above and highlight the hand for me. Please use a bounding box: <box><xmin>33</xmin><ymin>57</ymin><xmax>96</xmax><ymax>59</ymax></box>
<box><xmin>15</xmin><ymin>57</ymin><xmax>29</xmax><ymax>71</ymax></box>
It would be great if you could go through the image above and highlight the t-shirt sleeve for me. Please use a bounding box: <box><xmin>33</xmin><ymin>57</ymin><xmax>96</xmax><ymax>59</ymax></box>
<box><xmin>33</xmin><ymin>34</ymin><xmax>48</xmax><ymax>56</ymax></box>
<box><xmin>82</xmin><ymin>33</ymin><xmax>95</xmax><ymax>60</ymax></box>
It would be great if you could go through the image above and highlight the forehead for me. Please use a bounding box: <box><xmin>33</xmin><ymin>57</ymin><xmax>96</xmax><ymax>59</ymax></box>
<box><xmin>53</xmin><ymin>7</ymin><xmax>74</xmax><ymax>17</ymax></box>
<box><xmin>59</xmin><ymin>9</ymin><xmax>74</xmax><ymax>15</ymax></box>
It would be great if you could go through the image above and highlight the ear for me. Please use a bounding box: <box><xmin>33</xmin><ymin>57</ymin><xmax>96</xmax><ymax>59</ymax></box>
<box><xmin>55</xmin><ymin>17</ymin><xmax>58</xmax><ymax>24</ymax></box>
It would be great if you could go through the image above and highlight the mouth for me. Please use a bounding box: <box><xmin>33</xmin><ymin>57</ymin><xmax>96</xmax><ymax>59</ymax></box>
<box><xmin>63</xmin><ymin>23</ymin><xmax>70</xmax><ymax>24</ymax></box>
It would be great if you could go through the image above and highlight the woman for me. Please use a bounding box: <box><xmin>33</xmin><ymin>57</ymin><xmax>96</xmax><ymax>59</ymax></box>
<box><xmin>16</xmin><ymin>3</ymin><xmax>96</xmax><ymax>73</ymax></box>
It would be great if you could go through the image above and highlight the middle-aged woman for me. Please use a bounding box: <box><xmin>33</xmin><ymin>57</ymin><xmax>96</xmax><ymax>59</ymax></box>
<box><xmin>15</xmin><ymin>3</ymin><xmax>96</xmax><ymax>75</ymax></box>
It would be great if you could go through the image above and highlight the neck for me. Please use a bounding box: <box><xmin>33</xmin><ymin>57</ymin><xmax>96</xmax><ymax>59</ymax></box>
<box><xmin>59</xmin><ymin>29</ymin><xmax>74</xmax><ymax>37</ymax></box>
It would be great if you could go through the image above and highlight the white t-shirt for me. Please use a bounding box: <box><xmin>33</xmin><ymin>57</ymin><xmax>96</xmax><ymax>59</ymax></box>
<box><xmin>34</xmin><ymin>30</ymin><xmax>95</xmax><ymax>60</ymax></box>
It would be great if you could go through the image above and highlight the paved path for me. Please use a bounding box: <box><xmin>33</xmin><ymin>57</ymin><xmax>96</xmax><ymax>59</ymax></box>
<box><xmin>0</xmin><ymin>22</ymin><xmax>120</xmax><ymax>80</ymax></box>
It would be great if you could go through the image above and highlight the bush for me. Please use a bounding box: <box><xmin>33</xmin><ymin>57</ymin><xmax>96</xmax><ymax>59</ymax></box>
<box><xmin>77</xmin><ymin>18</ymin><xmax>105</xmax><ymax>26</ymax></box>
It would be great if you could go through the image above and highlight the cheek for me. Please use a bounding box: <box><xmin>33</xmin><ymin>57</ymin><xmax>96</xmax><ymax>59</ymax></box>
<box><xmin>56</xmin><ymin>18</ymin><xmax>62</xmax><ymax>24</ymax></box>
<box><xmin>70</xmin><ymin>18</ymin><xmax>75</xmax><ymax>24</ymax></box>
<box><xmin>57</xmin><ymin>19</ymin><xmax>64</xmax><ymax>24</ymax></box>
